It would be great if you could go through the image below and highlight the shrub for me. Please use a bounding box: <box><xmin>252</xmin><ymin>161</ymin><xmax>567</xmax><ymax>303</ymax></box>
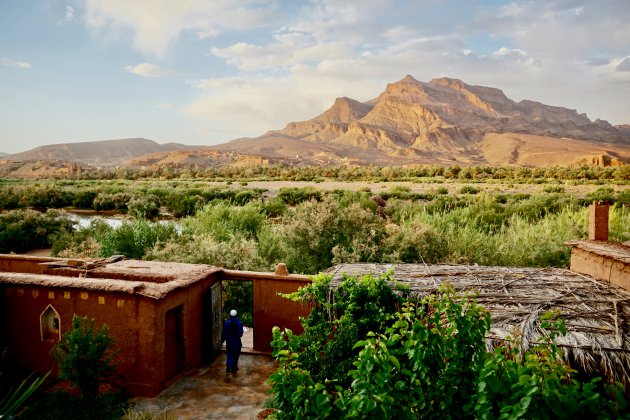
<box><xmin>93</xmin><ymin>192</ymin><xmax>131</xmax><ymax>211</ymax></box>
<box><xmin>51</xmin><ymin>315</ymin><xmax>119</xmax><ymax>401</ymax></box>
<box><xmin>459</xmin><ymin>185</ymin><xmax>480</xmax><ymax>194</ymax></box>
<box><xmin>146</xmin><ymin>233</ymin><xmax>273</xmax><ymax>272</ymax></box>
<box><xmin>51</xmin><ymin>220</ymin><xmax>110</xmax><ymax>258</ymax></box>
<box><xmin>277</xmin><ymin>187</ymin><xmax>321</xmax><ymax>205</ymax></box>
<box><xmin>186</xmin><ymin>202</ymin><xmax>266</xmax><ymax>241</ymax></box>
<box><xmin>97</xmin><ymin>220</ymin><xmax>178</xmax><ymax>259</ymax></box>
<box><xmin>0</xmin><ymin>187</ymin><xmax>21</xmax><ymax>210</ymax></box>
<box><xmin>72</xmin><ymin>190</ymin><xmax>98</xmax><ymax>209</ymax></box>
<box><xmin>543</xmin><ymin>185</ymin><xmax>565</xmax><ymax>193</ymax></box>
<box><xmin>165</xmin><ymin>193</ymin><xmax>206</xmax><ymax>217</ymax></box>
<box><xmin>127</xmin><ymin>195</ymin><xmax>160</xmax><ymax>219</ymax></box>
<box><xmin>269</xmin><ymin>278</ymin><xmax>628</xmax><ymax>419</ymax></box>
<box><xmin>18</xmin><ymin>186</ymin><xmax>72</xmax><ymax>210</ymax></box>
<box><xmin>279</xmin><ymin>198</ymin><xmax>386</xmax><ymax>273</ymax></box>
<box><xmin>382</xmin><ymin>219</ymin><xmax>447</xmax><ymax>263</ymax></box>
<box><xmin>0</xmin><ymin>209</ymin><xmax>74</xmax><ymax>253</ymax></box>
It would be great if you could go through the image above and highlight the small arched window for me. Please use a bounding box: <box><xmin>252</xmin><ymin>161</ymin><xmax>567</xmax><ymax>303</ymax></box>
<box><xmin>40</xmin><ymin>304</ymin><xmax>61</xmax><ymax>342</ymax></box>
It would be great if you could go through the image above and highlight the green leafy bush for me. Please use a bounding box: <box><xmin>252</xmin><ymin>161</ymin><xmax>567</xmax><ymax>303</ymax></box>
<box><xmin>51</xmin><ymin>315</ymin><xmax>119</xmax><ymax>401</ymax></box>
<box><xmin>127</xmin><ymin>195</ymin><xmax>160</xmax><ymax>219</ymax></box>
<box><xmin>186</xmin><ymin>202</ymin><xmax>266</xmax><ymax>241</ymax></box>
<box><xmin>279</xmin><ymin>198</ymin><xmax>386</xmax><ymax>273</ymax></box>
<box><xmin>277</xmin><ymin>187</ymin><xmax>322</xmax><ymax>205</ymax></box>
<box><xmin>97</xmin><ymin>219</ymin><xmax>178</xmax><ymax>259</ymax></box>
<box><xmin>459</xmin><ymin>185</ymin><xmax>480</xmax><ymax>194</ymax></box>
<box><xmin>269</xmin><ymin>277</ymin><xmax>628</xmax><ymax>419</ymax></box>
<box><xmin>0</xmin><ymin>209</ymin><xmax>73</xmax><ymax>253</ymax></box>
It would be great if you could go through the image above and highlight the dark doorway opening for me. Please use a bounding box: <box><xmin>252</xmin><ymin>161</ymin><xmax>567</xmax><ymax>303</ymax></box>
<box><xmin>164</xmin><ymin>305</ymin><xmax>184</xmax><ymax>379</ymax></box>
<box><xmin>222</xmin><ymin>280</ymin><xmax>254</xmax><ymax>350</ymax></box>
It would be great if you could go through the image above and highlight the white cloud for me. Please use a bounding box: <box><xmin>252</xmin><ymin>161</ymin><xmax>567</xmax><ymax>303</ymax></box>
<box><xmin>211</xmin><ymin>41</ymin><xmax>350</xmax><ymax>71</ymax></box>
<box><xmin>84</xmin><ymin>0</ymin><xmax>275</xmax><ymax>57</ymax></box>
<box><xmin>179</xmin><ymin>0</ymin><xmax>630</xmax><ymax>137</ymax></box>
<box><xmin>125</xmin><ymin>63</ymin><xmax>172</xmax><ymax>77</ymax></box>
<box><xmin>492</xmin><ymin>47</ymin><xmax>526</xmax><ymax>58</ymax></box>
<box><xmin>1</xmin><ymin>57</ymin><xmax>31</xmax><ymax>69</ymax></box>
<box><xmin>156</xmin><ymin>102</ymin><xmax>174</xmax><ymax>109</ymax></box>
<box><xmin>57</xmin><ymin>4</ymin><xmax>75</xmax><ymax>26</ymax></box>
<box><xmin>616</xmin><ymin>57</ymin><xmax>630</xmax><ymax>72</ymax></box>
<box><xmin>184</xmin><ymin>70</ymin><xmax>383</xmax><ymax>136</ymax></box>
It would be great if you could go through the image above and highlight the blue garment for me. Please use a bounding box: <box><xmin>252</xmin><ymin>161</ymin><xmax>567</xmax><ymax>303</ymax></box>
<box><xmin>221</xmin><ymin>316</ymin><xmax>244</xmax><ymax>372</ymax></box>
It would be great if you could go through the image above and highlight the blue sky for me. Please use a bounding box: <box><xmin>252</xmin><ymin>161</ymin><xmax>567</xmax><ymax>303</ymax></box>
<box><xmin>1</xmin><ymin>0</ymin><xmax>629</xmax><ymax>154</ymax></box>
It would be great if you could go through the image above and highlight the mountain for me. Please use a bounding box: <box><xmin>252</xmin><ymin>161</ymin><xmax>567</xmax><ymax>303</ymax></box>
<box><xmin>214</xmin><ymin>75</ymin><xmax>630</xmax><ymax>166</ymax></box>
<box><xmin>0</xmin><ymin>152</ymin><xmax>7</xmax><ymax>157</ymax></box>
<box><xmin>5</xmin><ymin>138</ymin><xmax>190</xmax><ymax>167</ymax></box>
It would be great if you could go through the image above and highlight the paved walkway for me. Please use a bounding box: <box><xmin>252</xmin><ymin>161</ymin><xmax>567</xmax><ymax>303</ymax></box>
<box><xmin>129</xmin><ymin>353</ymin><xmax>277</xmax><ymax>419</ymax></box>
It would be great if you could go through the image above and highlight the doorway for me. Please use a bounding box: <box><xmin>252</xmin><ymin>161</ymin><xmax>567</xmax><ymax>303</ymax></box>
<box><xmin>202</xmin><ymin>281</ymin><xmax>223</xmax><ymax>362</ymax></box>
<box><xmin>164</xmin><ymin>305</ymin><xmax>184</xmax><ymax>379</ymax></box>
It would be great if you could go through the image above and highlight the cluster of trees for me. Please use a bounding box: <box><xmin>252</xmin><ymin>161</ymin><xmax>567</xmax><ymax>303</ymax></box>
<box><xmin>2</xmin><ymin>186</ymin><xmax>629</xmax><ymax>274</ymax></box>
<box><xmin>10</xmin><ymin>162</ymin><xmax>630</xmax><ymax>182</ymax></box>
<box><xmin>0</xmin><ymin>180</ymin><xmax>266</xmax><ymax>217</ymax></box>
<box><xmin>268</xmin><ymin>273</ymin><xmax>628</xmax><ymax>418</ymax></box>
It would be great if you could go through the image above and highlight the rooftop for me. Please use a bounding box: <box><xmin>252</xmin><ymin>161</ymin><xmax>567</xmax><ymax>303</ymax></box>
<box><xmin>0</xmin><ymin>255</ymin><xmax>220</xmax><ymax>299</ymax></box>
<box><xmin>325</xmin><ymin>263</ymin><xmax>630</xmax><ymax>386</ymax></box>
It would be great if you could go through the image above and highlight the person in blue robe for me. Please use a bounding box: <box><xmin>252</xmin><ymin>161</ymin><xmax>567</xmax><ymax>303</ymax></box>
<box><xmin>221</xmin><ymin>309</ymin><xmax>244</xmax><ymax>373</ymax></box>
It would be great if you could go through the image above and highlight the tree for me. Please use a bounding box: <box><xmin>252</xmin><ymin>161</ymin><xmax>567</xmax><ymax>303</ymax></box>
<box><xmin>51</xmin><ymin>315</ymin><xmax>119</xmax><ymax>401</ymax></box>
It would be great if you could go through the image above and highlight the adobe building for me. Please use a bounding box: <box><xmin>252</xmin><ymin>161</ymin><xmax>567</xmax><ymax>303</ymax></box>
<box><xmin>566</xmin><ymin>201</ymin><xmax>630</xmax><ymax>290</ymax></box>
<box><xmin>0</xmin><ymin>256</ymin><xmax>310</xmax><ymax>397</ymax></box>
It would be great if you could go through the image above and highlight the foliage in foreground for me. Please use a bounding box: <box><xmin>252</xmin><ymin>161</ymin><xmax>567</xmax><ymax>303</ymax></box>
<box><xmin>51</xmin><ymin>315</ymin><xmax>119</xmax><ymax>401</ymax></box>
<box><xmin>0</xmin><ymin>371</ymin><xmax>49</xmax><ymax>418</ymax></box>
<box><xmin>22</xmin><ymin>390</ymin><xmax>126</xmax><ymax>420</ymax></box>
<box><xmin>268</xmin><ymin>274</ymin><xmax>628</xmax><ymax>419</ymax></box>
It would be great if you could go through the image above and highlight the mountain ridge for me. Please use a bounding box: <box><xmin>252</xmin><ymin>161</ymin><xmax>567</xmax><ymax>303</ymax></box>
<box><xmin>213</xmin><ymin>75</ymin><xmax>630</xmax><ymax>166</ymax></box>
<box><xmin>3</xmin><ymin>76</ymin><xmax>630</xmax><ymax>169</ymax></box>
<box><xmin>4</xmin><ymin>138</ymin><xmax>191</xmax><ymax>167</ymax></box>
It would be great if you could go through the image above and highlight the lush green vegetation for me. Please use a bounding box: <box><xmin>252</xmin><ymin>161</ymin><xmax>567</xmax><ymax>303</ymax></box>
<box><xmin>22</xmin><ymin>316</ymin><xmax>126</xmax><ymax>419</ymax></box>
<box><xmin>15</xmin><ymin>162</ymin><xmax>630</xmax><ymax>182</ymax></box>
<box><xmin>1</xmin><ymin>181</ymin><xmax>629</xmax><ymax>274</ymax></box>
<box><xmin>268</xmin><ymin>274</ymin><xmax>628</xmax><ymax>419</ymax></box>
<box><xmin>0</xmin><ymin>371</ymin><xmax>49</xmax><ymax>418</ymax></box>
<box><xmin>51</xmin><ymin>315</ymin><xmax>119</xmax><ymax>401</ymax></box>
<box><xmin>0</xmin><ymin>209</ymin><xmax>73</xmax><ymax>253</ymax></box>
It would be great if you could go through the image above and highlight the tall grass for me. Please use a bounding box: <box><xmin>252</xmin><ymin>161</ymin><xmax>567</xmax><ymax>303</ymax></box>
<box><xmin>40</xmin><ymin>188</ymin><xmax>630</xmax><ymax>274</ymax></box>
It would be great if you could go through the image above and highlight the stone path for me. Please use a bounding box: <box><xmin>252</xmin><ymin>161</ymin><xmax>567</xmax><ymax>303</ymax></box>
<box><xmin>129</xmin><ymin>353</ymin><xmax>276</xmax><ymax>419</ymax></box>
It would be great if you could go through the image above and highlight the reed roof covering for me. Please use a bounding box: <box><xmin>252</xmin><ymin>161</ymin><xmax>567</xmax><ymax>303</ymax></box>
<box><xmin>325</xmin><ymin>264</ymin><xmax>630</xmax><ymax>386</ymax></box>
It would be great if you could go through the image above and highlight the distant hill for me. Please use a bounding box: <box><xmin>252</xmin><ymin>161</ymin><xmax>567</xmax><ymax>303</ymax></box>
<box><xmin>0</xmin><ymin>152</ymin><xmax>7</xmax><ymax>157</ymax></box>
<box><xmin>213</xmin><ymin>75</ymin><xmax>630</xmax><ymax>166</ymax></box>
<box><xmin>5</xmin><ymin>138</ymin><xmax>190</xmax><ymax>167</ymax></box>
<box><xmin>4</xmin><ymin>77</ymin><xmax>630</xmax><ymax>170</ymax></box>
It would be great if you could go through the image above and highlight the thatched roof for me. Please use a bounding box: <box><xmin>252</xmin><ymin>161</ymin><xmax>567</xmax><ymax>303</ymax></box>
<box><xmin>324</xmin><ymin>264</ymin><xmax>630</xmax><ymax>386</ymax></box>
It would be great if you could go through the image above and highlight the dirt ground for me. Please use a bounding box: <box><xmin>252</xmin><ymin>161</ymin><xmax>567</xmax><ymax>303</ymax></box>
<box><xmin>128</xmin><ymin>353</ymin><xmax>276</xmax><ymax>420</ymax></box>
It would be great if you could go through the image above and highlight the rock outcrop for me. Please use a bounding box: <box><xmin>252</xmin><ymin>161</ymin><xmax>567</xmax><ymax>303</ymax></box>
<box><xmin>216</xmin><ymin>75</ymin><xmax>630</xmax><ymax>166</ymax></box>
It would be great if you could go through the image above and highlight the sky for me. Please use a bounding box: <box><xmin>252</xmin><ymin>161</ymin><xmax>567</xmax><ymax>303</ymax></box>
<box><xmin>1</xmin><ymin>0</ymin><xmax>629</xmax><ymax>154</ymax></box>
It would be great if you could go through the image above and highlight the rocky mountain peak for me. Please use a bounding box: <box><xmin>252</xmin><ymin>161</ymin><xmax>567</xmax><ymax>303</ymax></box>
<box><xmin>429</xmin><ymin>76</ymin><xmax>466</xmax><ymax>90</ymax></box>
<box><xmin>220</xmin><ymin>75</ymin><xmax>630</xmax><ymax>166</ymax></box>
<box><xmin>324</xmin><ymin>97</ymin><xmax>373</xmax><ymax>122</ymax></box>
